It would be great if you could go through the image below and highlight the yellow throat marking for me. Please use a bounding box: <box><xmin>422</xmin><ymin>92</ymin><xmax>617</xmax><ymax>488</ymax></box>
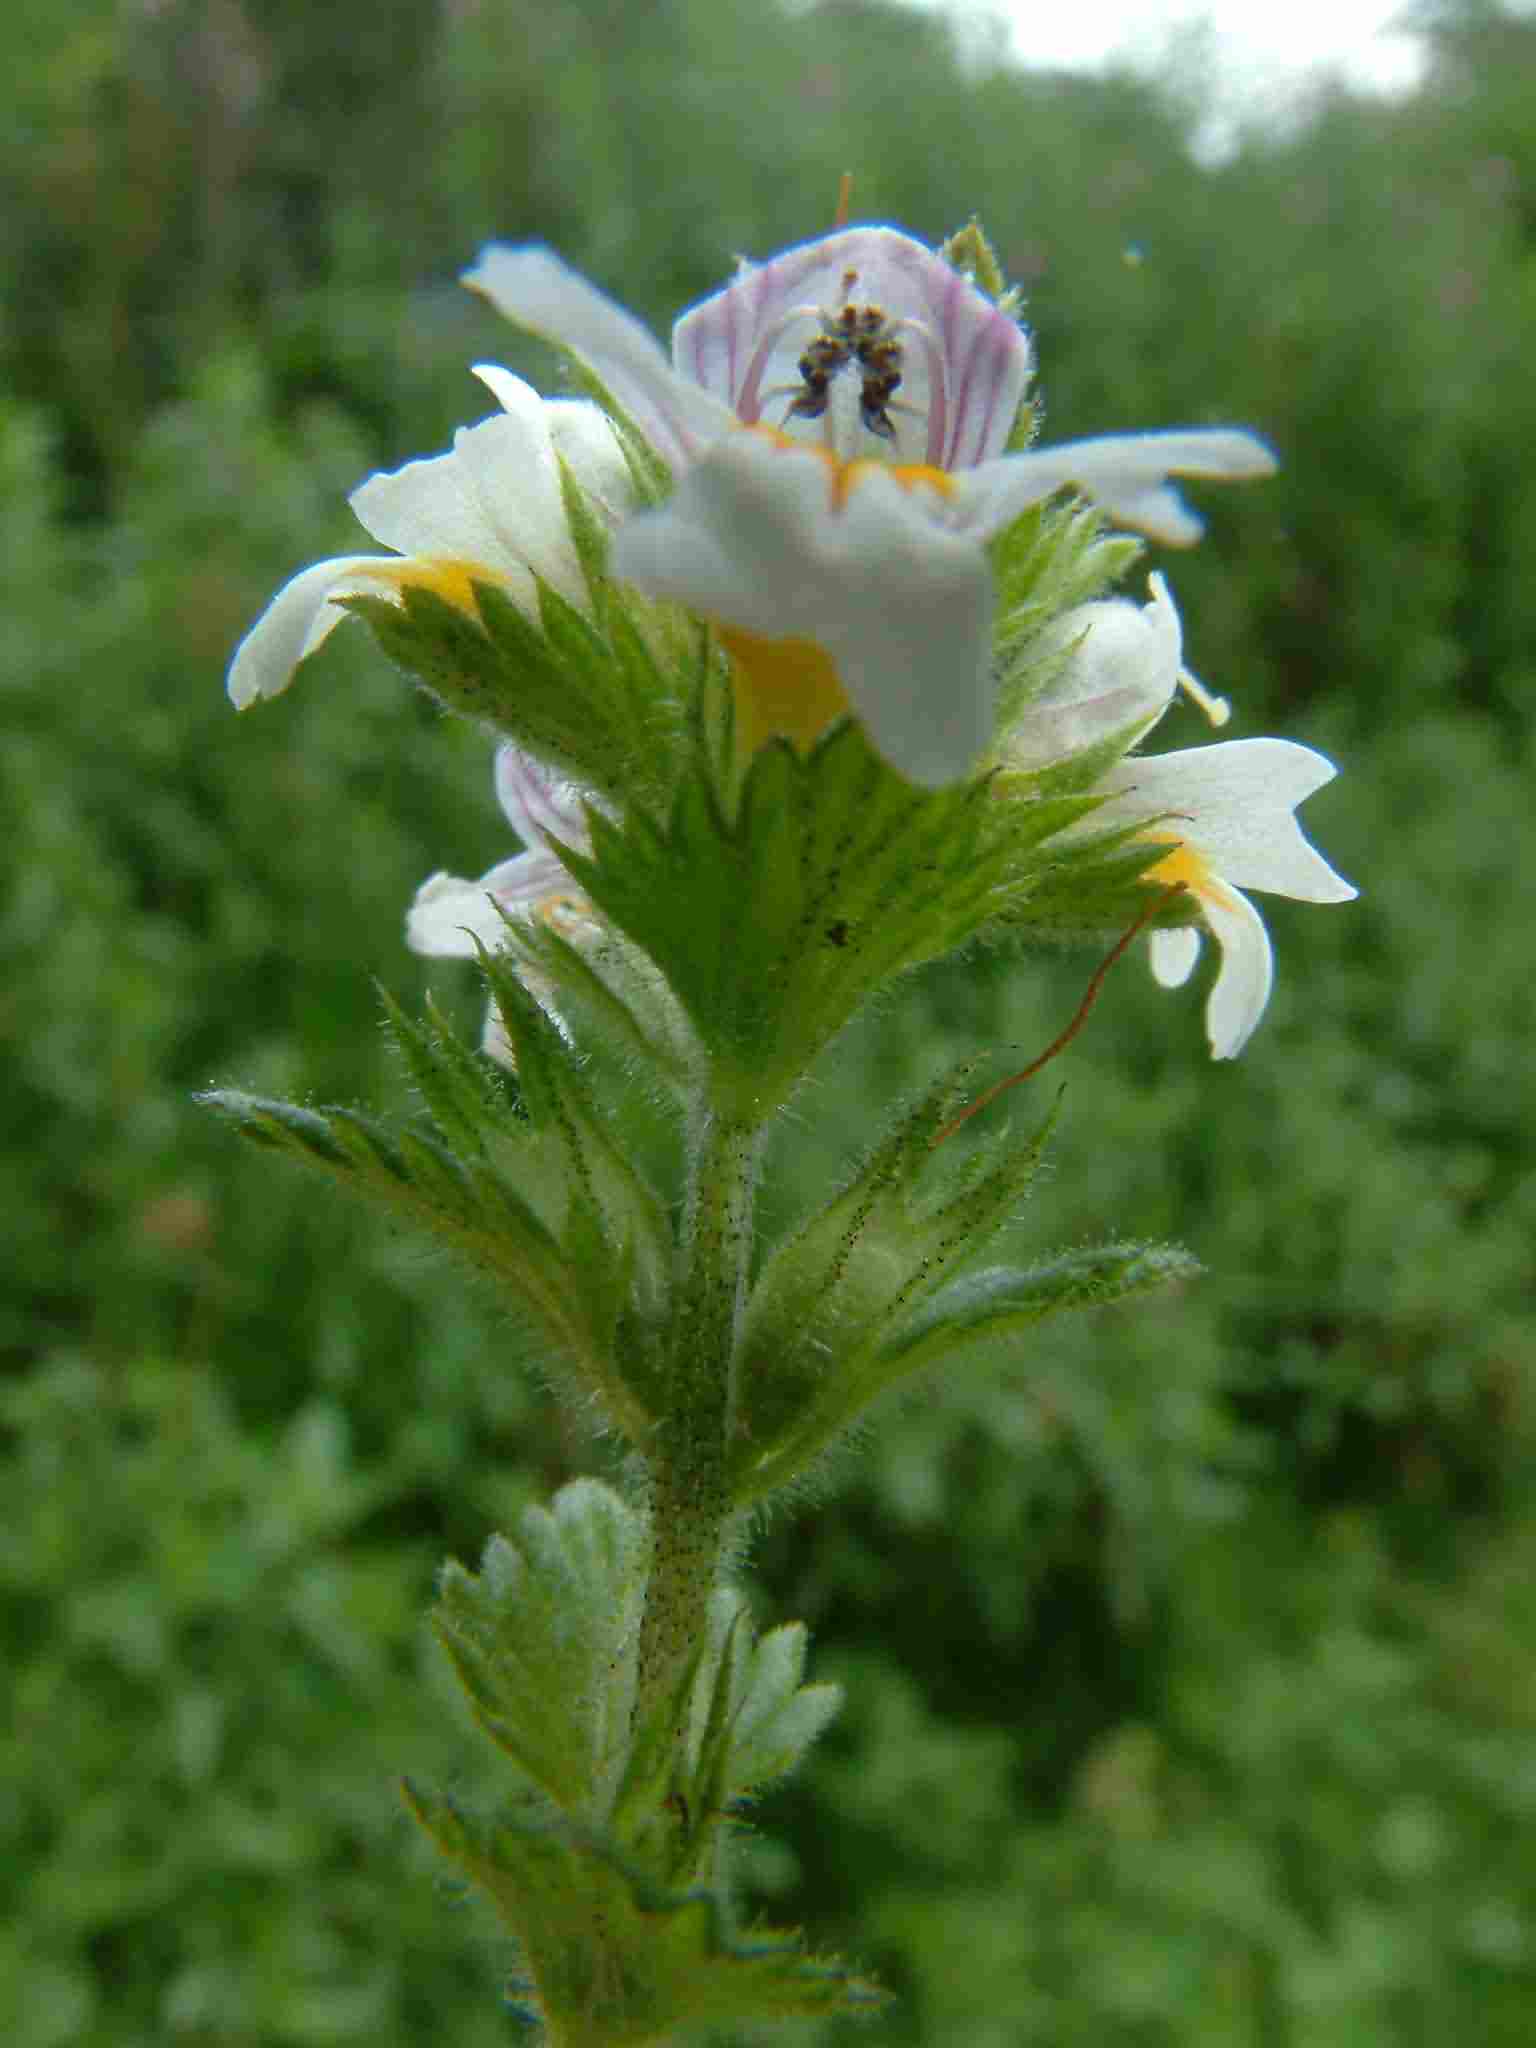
<box><xmin>722</xmin><ymin>430</ymin><xmax>955</xmax><ymax>757</ymax></box>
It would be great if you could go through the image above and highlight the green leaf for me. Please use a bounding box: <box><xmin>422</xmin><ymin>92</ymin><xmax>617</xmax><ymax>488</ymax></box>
<box><xmin>728</xmin><ymin>1066</ymin><xmax>1060</xmax><ymax>1501</ymax></box>
<box><xmin>413</xmin><ymin>1483</ymin><xmax>862</xmax><ymax>2043</ymax></box>
<box><xmin>476</xmin><ymin>945</ymin><xmax>673</xmax><ymax>1330</ymax></box>
<box><xmin>606</xmin><ymin>1586</ymin><xmax>842</xmax><ymax>1885</ymax></box>
<box><xmin>872</xmin><ymin>1242</ymin><xmax>1204</xmax><ymax>1379</ymax></box>
<box><xmin>338</xmin><ymin>577</ymin><xmax>688</xmax><ymax>814</ymax></box>
<box><xmin>558</xmin><ymin>720</ymin><xmax>1128</xmax><ymax>1111</ymax></box>
<box><xmin>504</xmin><ymin>915</ymin><xmax>697</xmax><ymax>1087</ymax></box>
<box><xmin>676</xmin><ymin>1594</ymin><xmax>843</xmax><ymax>1862</ymax></box>
<box><xmin>431</xmin><ymin>1481</ymin><xmax>647</xmax><ymax>1817</ymax></box>
<box><xmin>403</xmin><ymin>1785</ymin><xmax>885</xmax><ymax>2046</ymax></box>
<box><xmin>198</xmin><ymin>1089</ymin><xmax>657</xmax><ymax>1441</ymax></box>
<box><xmin>376</xmin><ymin>982</ymin><xmax>522</xmax><ymax>1157</ymax></box>
<box><xmin>709</xmin><ymin>1606</ymin><xmax>843</xmax><ymax>1807</ymax></box>
<box><xmin>736</xmin><ymin>1237</ymin><xmax>1200</xmax><ymax>1507</ymax></box>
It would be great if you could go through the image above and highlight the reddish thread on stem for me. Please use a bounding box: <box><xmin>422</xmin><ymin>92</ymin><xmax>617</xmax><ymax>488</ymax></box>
<box><xmin>931</xmin><ymin>884</ymin><xmax>1188</xmax><ymax>1149</ymax></box>
<box><xmin>833</xmin><ymin>172</ymin><xmax>854</xmax><ymax>229</ymax></box>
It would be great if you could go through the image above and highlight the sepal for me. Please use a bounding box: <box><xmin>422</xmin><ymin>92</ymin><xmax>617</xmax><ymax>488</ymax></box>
<box><xmin>940</xmin><ymin>218</ymin><xmax>1018</xmax><ymax>312</ymax></box>
<box><xmin>561</xmin><ymin>361</ymin><xmax>674</xmax><ymax>508</ymax></box>
<box><xmin>377</xmin><ymin>983</ymin><xmax>524</xmax><ymax>1157</ymax></box>
<box><xmin>556</xmin><ymin>449</ymin><xmax>616</xmax><ymax>600</ymax></box>
<box><xmin>496</xmin><ymin>913</ymin><xmax>699</xmax><ymax>1090</ymax></box>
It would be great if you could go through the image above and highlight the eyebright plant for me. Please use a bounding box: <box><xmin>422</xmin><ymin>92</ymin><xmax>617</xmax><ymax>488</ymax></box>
<box><xmin>209</xmin><ymin>219</ymin><xmax>1354</xmax><ymax>2044</ymax></box>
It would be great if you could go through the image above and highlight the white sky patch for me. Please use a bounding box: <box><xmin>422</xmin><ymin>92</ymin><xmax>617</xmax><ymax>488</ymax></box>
<box><xmin>962</xmin><ymin>1</ymin><xmax>1424</xmax><ymax>90</ymax></box>
<box><xmin>913</xmin><ymin>1</ymin><xmax>1430</xmax><ymax>152</ymax></box>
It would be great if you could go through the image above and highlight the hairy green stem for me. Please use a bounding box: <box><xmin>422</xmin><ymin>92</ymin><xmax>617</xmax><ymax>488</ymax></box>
<box><xmin>635</xmin><ymin>1106</ymin><xmax>762</xmax><ymax>1736</ymax></box>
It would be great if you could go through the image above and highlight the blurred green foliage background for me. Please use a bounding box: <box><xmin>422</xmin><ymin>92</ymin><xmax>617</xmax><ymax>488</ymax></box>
<box><xmin>6</xmin><ymin>1</ymin><xmax>1536</xmax><ymax>2041</ymax></box>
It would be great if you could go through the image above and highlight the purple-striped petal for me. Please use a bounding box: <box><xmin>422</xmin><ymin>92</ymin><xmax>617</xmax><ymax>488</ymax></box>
<box><xmin>493</xmin><ymin>743</ymin><xmax>594</xmax><ymax>853</ymax></box>
<box><xmin>672</xmin><ymin>226</ymin><xmax>1031</xmax><ymax>469</ymax></box>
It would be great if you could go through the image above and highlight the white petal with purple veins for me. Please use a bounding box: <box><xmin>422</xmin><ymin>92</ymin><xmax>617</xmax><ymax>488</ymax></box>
<box><xmin>494</xmin><ymin>743</ymin><xmax>594</xmax><ymax>852</ymax></box>
<box><xmin>673</xmin><ymin>225</ymin><xmax>1032</xmax><ymax>469</ymax></box>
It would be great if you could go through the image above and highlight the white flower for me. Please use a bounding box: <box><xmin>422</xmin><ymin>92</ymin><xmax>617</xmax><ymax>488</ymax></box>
<box><xmin>407</xmin><ymin>743</ymin><xmax>593</xmax><ymax>956</ymax></box>
<box><xmin>1002</xmin><ymin>570</ymin><xmax>1228</xmax><ymax>771</ymax></box>
<box><xmin>464</xmin><ymin>227</ymin><xmax>1275</xmax><ymax>786</ymax></box>
<box><xmin>407</xmin><ymin>745</ymin><xmax>599</xmax><ymax>1067</ymax></box>
<box><xmin>226</xmin><ymin>368</ymin><xmax>632</xmax><ymax>708</ymax></box>
<box><xmin>1097</xmin><ymin>738</ymin><xmax>1356</xmax><ymax>1059</ymax></box>
<box><xmin>1002</xmin><ymin>576</ymin><xmax>1355</xmax><ymax>1057</ymax></box>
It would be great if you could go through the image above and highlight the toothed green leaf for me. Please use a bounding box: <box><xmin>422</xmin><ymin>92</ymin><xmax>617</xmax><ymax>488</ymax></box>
<box><xmin>414</xmin><ymin>1517</ymin><xmax>860</xmax><ymax>2045</ymax></box>
<box><xmin>872</xmin><ymin>1241</ymin><xmax>1204</xmax><ymax>1378</ymax></box>
<box><xmin>607</xmin><ymin>1587</ymin><xmax>843</xmax><ymax>1891</ymax></box>
<box><xmin>403</xmin><ymin>1784</ymin><xmax>885</xmax><ymax>2045</ymax></box>
<box><xmin>377</xmin><ymin>981</ymin><xmax>520</xmax><ymax>1156</ymax></box>
<box><xmin>504</xmin><ymin>915</ymin><xmax>696</xmax><ymax>1085</ymax></box>
<box><xmin>729</xmin><ymin>1068</ymin><xmax>1060</xmax><ymax>1500</ymax></box>
<box><xmin>736</xmin><ymin>1241</ymin><xmax>1199</xmax><ymax>1506</ymax></box>
<box><xmin>477</xmin><ymin>946</ymin><xmax>672</xmax><ymax>1319</ymax></box>
<box><xmin>557</xmin><ymin>720</ymin><xmax>1143</xmax><ymax>1112</ymax></box>
<box><xmin>431</xmin><ymin>1481</ymin><xmax>647</xmax><ymax>1816</ymax></box>
<box><xmin>338</xmin><ymin>575</ymin><xmax>688</xmax><ymax>813</ymax></box>
<box><xmin>707</xmin><ymin>1605</ymin><xmax>843</xmax><ymax>1807</ymax></box>
<box><xmin>197</xmin><ymin>1089</ymin><xmax>656</xmax><ymax>1439</ymax></box>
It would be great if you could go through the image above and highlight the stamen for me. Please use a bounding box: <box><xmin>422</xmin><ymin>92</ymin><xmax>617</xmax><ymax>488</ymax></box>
<box><xmin>759</xmin><ymin>300</ymin><xmax>939</xmax><ymax>460</ymax></box>
<box><xmin>885</xmin><ymin>314</ymin><xmax>949</xmax><ymax>467</ymax></box>
<box><xmin>735</xmin><ymin>300</ymin><xmax>841</xmax><ymax>424</ymax></box>
<box><xmin>1177</xmin><ymin>665</ymin><xmax>1231</xmax><ymax>727</ymax></box>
